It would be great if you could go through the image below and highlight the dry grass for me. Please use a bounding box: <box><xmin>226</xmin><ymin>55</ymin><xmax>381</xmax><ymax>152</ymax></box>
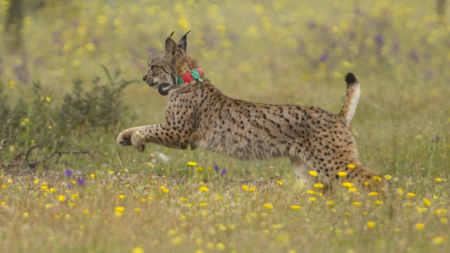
<box><xmin>1</xmin><ymin>0</ymin><xmax>450</xmax><ymax>252</ymax></box>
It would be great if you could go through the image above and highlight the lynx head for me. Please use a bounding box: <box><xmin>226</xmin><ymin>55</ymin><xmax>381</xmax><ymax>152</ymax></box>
<box><xmin>142</xmin><ymin>31</ymin><xmax>199</xmax><ymax>95</ymax></box>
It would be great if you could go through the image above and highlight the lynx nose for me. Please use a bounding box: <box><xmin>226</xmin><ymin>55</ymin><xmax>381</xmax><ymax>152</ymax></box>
<box><xmin>142</xmin><ymin>74</ymin><xmax>147</xmax><ymax>81</ymax></box>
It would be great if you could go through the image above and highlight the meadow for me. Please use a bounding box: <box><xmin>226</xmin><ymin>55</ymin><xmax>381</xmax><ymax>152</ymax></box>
<box><xmin>0</xmin><ymin>0</ymin><xmax>450</xmax><ymax>252</ymax></box>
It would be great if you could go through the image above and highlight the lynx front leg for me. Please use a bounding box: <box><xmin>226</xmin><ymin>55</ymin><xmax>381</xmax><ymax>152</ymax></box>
<box><xmin>128</xmin><ymin>124</ymin><xmax>191</xmax><ymax>152</ymax></box>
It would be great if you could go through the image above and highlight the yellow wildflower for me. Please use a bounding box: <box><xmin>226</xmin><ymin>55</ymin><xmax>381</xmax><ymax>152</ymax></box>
<box><xmin>135</xmin><ymin>208</ymin><xmax>141</xmax><ymax>212</ymax></box>
<box><xmin>415</xmin><ymin>223</ymin><xmax>424</xmax><ymax>230</ymax></box>
<box><xmin>369</xmin><ymin>192</ymin><xmax>378</xmax><ymax>196</ymax></box>
<box><xmin>367</xmin><ymin>222</ymin><xmax>375</xmax><ymax>228</ymax></box>
<box><xmin>197</xmin><ymin>167</ymin><xmax>204</xmax><ymax>172</ymax></box>
<box><xmin>342</xmin><ymin>182</ymin><xmax>353</xmax><ymax>188</ymax></box>
<box><xmin>132</xmin><ymin>247</ymin><xmax>144</xmax><ymax>253</ymax></box>
<box><xmin>187</xmin><ymin>162</ymin><xmax>197</xmax><ymax>166</ymax></box>
<box><xmin>384</xmin><ymin>175</ymin><xmax>392</xmax><ymax>180</ymax></box>
<box><xmin>217</xmin><ymin>243</ymin><xmax>225</xmax><ymax>250</ymax></box>
<box><xmin>242</xmin><ymin>185</ymin><xmax>249</xmax><ymax>191</ymax></box>
<box><xmin>199</xmin><ymin>203</ymin><xmax>206</xmax><ymax>207</ymax></box>
<box><xmin>57</xmin><ymin>195</ymin><xmax>66</xmax><ymax>202</ymax></box>
<box><xmin>308</xmin><ymin>171</ymin><xmax>317</xmax><ymax>177</ymax></box>
<box><xmin>250</xmin><ymin>187</ymin><xmax>256</xmax><ymax>192</ymax></box>
<box><xmin>314</xmin><ymin>183</ymin><xmax>323</xmax><ymax>188</ymax></box>
<box><xmin>432</xmin><ymin>237</ymin><xmax>445</xmax><ymax>245</ymax></box>
<box><xmin>338</xmin><ymin>172</ymin><xmax>347</xmax><ymax>177</ymax></box>
<box><xmin>199</xmin><ymin>185</ymin><xmax>209</xmax><ymax>192</ymax></box>
<box><xmin>160</xmin><ymin>186</ymin><xmax>169</xmax><ymax>193</ymax></box>
<box><xmin>179</xmin><ymin>197</ymin><xmax>187</xmax><ymax>202</ymax></box>
<box><xmin>375</xmin><ymin>201</ymin><xmax>383</xmax><ymax>205</ymax></box>
<box><xmin>118</xmin><ymin>195</ymin><xmax>125</xmax><ymax>199</ymax></box>
<box><xmin>263</xmin><ymin>203</ymin><xmax>273</xmax><ymax>209</ymax></box>
<box><xmin>373</xmin><ymin>176</ymin><xmax>382</xmax><ymax>181</ymax></box>
<box><xmin>407</xmin><ymin>192</ymin><xmax>415</xmax><ymax>197</ymax></box>
<box><xmin>309</xmin><ymin>197</ymin><xmax>316</xmax><ymax>202</ymax></box>
<box><xmin>435</xmin><ymin>178</ymin><xmax>442</xmax><ymax>182</ymax></box>
<box><xmin>423</xmin><ymin>198</ymin><xmax>431</xmax><ymax>206</ymax></box>
<box><xmin>327</xmin><ymin>201</ymin><xmax>334</xmax><ymax>205</ymax></box>
<box><xmin>290</xmin><ymin>205</ymin><xmax>301</xmax><ymax>210</ymax></box>
<box><xmin>90</xmin><ymin>174</ymin><xmax>95</xmax><ymax>178</ymax></box>
<box><xmin>216</xmin><ymin>196</ymin><xmax>223</xmax><ymax>200</ymax></box>
<box><xmin>277</xmin><ymin>180</ymin><xmax>283</xmax><ymax>185</ymax></box>
<box><xmin>354</xmin><ymin>201</ymin><xmax>361</xmax><ymax>206</ymax></box>
<box><xmin>347</xmin><ymin>164</ymin><xmax>356</xmax><ymax>169</ymax></box>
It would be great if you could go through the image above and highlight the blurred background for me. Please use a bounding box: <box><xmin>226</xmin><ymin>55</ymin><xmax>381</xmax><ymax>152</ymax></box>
<box><xmin>0</xmin><ymin>0</ymin><xmax>449</xmax><ymax>177</ymax></box>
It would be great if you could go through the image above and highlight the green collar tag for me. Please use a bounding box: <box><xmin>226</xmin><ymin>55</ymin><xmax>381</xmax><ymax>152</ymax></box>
<box><xmin>190</xmin><ymin>69</ymin><xmax>203</xmax><ymax>82</ymax></box>
<box><xmin>177</xmin><ymin>76</ymin><xmax>184</xmax><ymax>85</ymax></box>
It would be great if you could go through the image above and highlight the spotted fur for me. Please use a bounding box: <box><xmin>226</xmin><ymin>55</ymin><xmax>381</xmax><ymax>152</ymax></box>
<box><xmin>117</xmin><ymin>33</ymin><xmax>383</xmax><ymax>188</ymax></box>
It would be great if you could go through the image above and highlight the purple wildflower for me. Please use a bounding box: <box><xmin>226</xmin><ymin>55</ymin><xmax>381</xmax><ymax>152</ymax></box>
<box><xmin>214</xmin><ymin>164</ymin><xmax>219</xmax><ymax>171</ymax></box>
<box><xmin>221</xmin><ymin>168</ymin><xmax>227</xmax><ymax>176</ymax></box>
<box><xmin>64</xmin><ymin>169</ymin><xmax>72</xmax><ymax>177</ymax></box>
<box><xmin>435</xmin><ymin>135</ymin><xmax>441</xmax><ymax>142</ymax></box>
<box><xmin>319</xmin><ymin>53</ymin><xmax>328</xmax><ymax>62</ymax></box>
<box><xmin>409</xmin><ymin>50</ymin><xmax>419</xmax><ymax>62</ymax></box>
<box><xmin>375</xmin><ymin>34</ymin><xmax>384</xmax><ymax>46</ymax></box>
<box><xmin>77</xmin><ymin>177</ymin><xmax>85</xmax><ymax>186</ymax></box>
<box><xmin>13</xmin><ymin>64</ymin><xmax>29</xmax><ymax>83</ymax></box>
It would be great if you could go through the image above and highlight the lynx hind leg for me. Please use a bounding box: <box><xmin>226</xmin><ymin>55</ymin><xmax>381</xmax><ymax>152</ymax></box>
<box><xmin>348</xmin><ymin>165</ymin><xmax>385</xmax><ymax>188</ymax></box>
<box><xmin>290</xmin><ymin>157</ymin><xmax>314</xmax><ymax>190</ymax></box>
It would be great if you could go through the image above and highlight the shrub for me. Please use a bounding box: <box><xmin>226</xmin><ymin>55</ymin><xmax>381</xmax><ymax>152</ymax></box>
<box><xmin>0</xmin><ymin>67</ymin><xmax>136</xmax><ymax>159</ymax></box>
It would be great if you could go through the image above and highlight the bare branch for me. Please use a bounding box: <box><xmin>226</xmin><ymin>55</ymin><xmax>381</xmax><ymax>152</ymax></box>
<box><xmin>1</xmin><ymin>138</ymin><xmax>98</xmax><ymax>169</ymax></box>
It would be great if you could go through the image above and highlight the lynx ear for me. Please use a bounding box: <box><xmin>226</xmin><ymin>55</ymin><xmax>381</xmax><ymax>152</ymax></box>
<box><xmin>165</xmin><ymin>37</ymin><xmax>178</xmax><ymax>55</ymax></box>
<box><xmin>178</xmin><ymin>31</ymin><xmax>190</xmax><ymax>52</ymax></box>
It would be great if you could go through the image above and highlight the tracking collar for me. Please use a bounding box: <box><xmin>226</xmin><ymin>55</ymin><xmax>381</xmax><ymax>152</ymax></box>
<box><xmin>177</xmin><ymin>68</ymin><xmax>205</xmax><ymax>85</ymax></box>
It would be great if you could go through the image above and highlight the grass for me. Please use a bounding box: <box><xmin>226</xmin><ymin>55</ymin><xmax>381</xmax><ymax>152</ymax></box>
<box><xmin>0</xmin><ymin>0</ymin><xmax>450</xmax><ymax>252</ymax></box>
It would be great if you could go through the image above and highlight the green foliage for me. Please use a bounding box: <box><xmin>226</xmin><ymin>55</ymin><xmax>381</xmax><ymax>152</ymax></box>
<box><xmin>57</xmin><ymin>67</ymin><xmax>136</xmax><ymax>133</ymax></box>
<box><xmin>0</xmin><ymin>67</ymin><xmax>136</xmax><ymax>158</ymax></box>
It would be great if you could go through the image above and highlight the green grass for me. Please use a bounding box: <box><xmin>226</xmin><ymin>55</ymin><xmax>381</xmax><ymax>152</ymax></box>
<box><xmin>0</xmin><ymin>0</ymin><xmax>450</xmax><ymax>252</ymax></box>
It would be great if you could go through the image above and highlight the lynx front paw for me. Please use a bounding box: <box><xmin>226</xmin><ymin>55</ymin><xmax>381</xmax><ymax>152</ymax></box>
<box><xmin>117</xmin><ymin>130</ymin><xmax>134</xmax><ymax>146</ymax></box>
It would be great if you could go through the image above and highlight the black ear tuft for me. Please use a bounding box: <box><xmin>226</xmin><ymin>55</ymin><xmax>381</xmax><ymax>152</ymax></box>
<box><xmin>178</xmin><ymin>31</ymin><xmax>191</xmax><ymax>52</ymax></box>
<box><xmin>345</xmin><ymin>73</ymin><xmax>358</xmax><ymax>85</ymax></box>
<box><xmin>169</xmin><ymin>31</ymin><xmax>175</xmax><ymax>38</ymax></box>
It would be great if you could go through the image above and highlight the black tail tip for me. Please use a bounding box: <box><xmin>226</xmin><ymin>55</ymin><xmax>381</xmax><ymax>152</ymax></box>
<box><xmin>345</xmin><ymin>73</ymin><xmax>358</xmax><ymax>84</ymax></box>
